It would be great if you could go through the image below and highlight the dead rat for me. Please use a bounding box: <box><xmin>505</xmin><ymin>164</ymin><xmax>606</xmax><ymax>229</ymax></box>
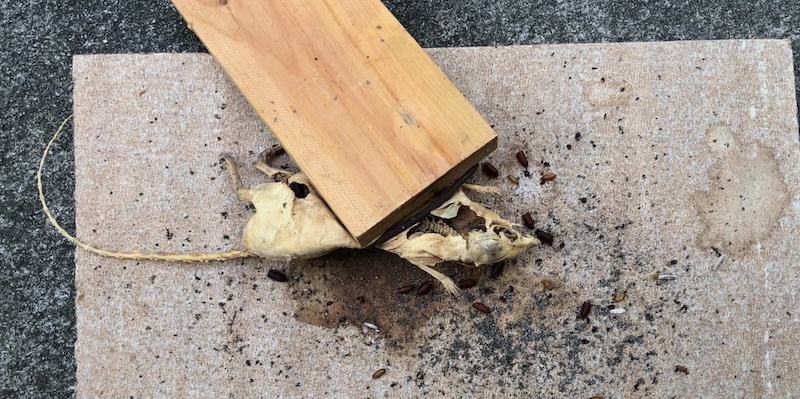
<box><xmin>38</xmin><ymin>116</ymin><xmax>539</xmax><ymax>294</ymax></box>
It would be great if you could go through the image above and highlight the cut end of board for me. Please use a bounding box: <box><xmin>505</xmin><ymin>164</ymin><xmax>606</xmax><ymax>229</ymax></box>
<box><xmin>358</xmin><ymin>138</ymin><xmax>497</xmax><ymax>245</ymax></box>
<box><xmin>171</xmin><ymin>0</ymin><xmax>498</xmax><ymax>245</ymax></box>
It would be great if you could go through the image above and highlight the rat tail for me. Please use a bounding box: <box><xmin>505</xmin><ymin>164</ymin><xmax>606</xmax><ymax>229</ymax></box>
<box><xmin>37</xmin><ymin>115</ymin><xmax>253</xmax><ymax>263</ymax></box>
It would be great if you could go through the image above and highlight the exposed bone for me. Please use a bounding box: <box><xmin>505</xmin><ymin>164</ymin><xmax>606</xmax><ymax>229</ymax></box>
<box><xmin>378</xmin><ymin>189</ymin><xmax>540</xmax><ymax>294</ymax></box>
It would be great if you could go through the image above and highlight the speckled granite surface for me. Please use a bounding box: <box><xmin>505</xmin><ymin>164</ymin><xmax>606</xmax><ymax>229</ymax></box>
<box><xmin>70</xmin><ymin>40</ymin><xmax>798</xmax><ymax>397</ymax></box>
<box><xmin>3</xmin><ymin>1</ymin><xmax>800</xmax><ymax>398</ymax></box>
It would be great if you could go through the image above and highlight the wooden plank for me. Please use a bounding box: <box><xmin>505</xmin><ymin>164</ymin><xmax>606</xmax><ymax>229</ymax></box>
<box><xmin>169</xmin><ymin>0</ymin><xmax>497</xmax><ymax>245</ymax></box>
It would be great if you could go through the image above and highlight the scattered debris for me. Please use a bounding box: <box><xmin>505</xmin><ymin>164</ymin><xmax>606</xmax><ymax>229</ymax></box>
<box><xmin>363</xmin><ymin>322</ymin><xmax>379</xmax><ymax>332</ymax></box>
<box><xmin>613</xmin><ymin>291</ymin><xmax>627</xmax><ymax>302</ymax></box>
<box><xmin>416</xmin><ymin>281</ymin><xmax>433</xmax><ymax>295</ymax></box>
<box><xmin>482</xmin><ymin>162</ymin><xmax>499</xmax><ymax>178</ymax></box>
<box><xmin>457</xmin><ymin>279</ymin><xmax>477</xmax><ymax>289</ymax></box>
<box><xmin>515</xmin><ymin>151</ymin><xmax>529</xmax><ymax>168</ymax></box>
<box><xmin>397</xmin><ymin>284</ymin><xmax>414</xmax><ymax>294</ymax></box>
<box><xmin>472</xmin><ymin>302</ymin><xmax>491</xmax><ymax>314</ymax></box>
<box><xmin>535</xmin><ymin>230</ymin><xmax>554</xmax><ymax>245</ymax></box>
<box><xmin>540</xmin><ymin>172</ymin><xmax>556</xmax><ymax>183</ymax></box>
<box><xmin>372</xmin><ymin>368</ymin><xmax>386</xmax><ymax>379</ymax></box>
<box><xmin>579</xmin><ymin>301</ymin><xmax>591</xmax><ymax>319</ymax></box>
<box><xmin>541</xmin><ymin>278</ymin><xmax>561</xmax><ymax>290</ymax></box>
<box><xmin>489</xmin><ymin>261</ymin><xmax>505</xmax><ymax>279</ymax></box>
<box><xmin>267</xmin><ymin>269</ymin><xmax>289</xmax><ymax>282</ymax></box>
<box><xmin>657</xmin><ymin>273</ymin><xmax>677</xmax><ymax>281</ymax></box>
<box><xmin>675</xmin><ymin>365</ymin><xmax>689</xmax><ymax>374</ymax></box>
<box><xmin>521</xmin><ymin>212</ymin><xmax>535</xmax><ymax>229</ymax></box>
<box><xmin>711</xmin><ymin>254</ymin><xmax>725</xmax><ymax>271</ymax></box>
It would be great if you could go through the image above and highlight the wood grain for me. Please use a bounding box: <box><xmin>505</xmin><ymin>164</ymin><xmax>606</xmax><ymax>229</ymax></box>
<box><xmin>170</xmin><ymin>0</ymin><xmax>497</xmax><ymax>245</ymax></box>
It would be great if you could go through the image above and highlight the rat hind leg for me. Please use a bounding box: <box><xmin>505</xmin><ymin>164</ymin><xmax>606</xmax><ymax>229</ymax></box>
<box><xmin>461</xmin><ymin>183</ymin><xmax>501</xmax><ymax>196</ymax></box>
<box><xmin>220</xmin><ymin>154</ymin><xmax>254</xmax><ymax>202</ymax></box>
<box><xmin>255</xmin><ymin>145</ymin><xmax>293</xmax><ymax>182</ymax></box>
<box><xmin>414</xmin><ymin>263</ymin><xmax>460</xmax><ymax>296</ymax></box>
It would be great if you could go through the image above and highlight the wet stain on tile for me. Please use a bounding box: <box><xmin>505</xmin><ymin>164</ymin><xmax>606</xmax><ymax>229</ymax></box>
<box><xmin>693</xmin><ymin>125</ymin><xmax>789</xmax><ymax>257</ymax></box>
<box><xmin>288</xmin><ymin>249</ymin><xmax>484</xmax><ymax>357</ymax></box>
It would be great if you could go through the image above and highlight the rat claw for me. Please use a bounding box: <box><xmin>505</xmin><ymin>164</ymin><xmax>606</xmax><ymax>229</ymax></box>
<box><xmin>254</xmin><ymin>145</ymin><xmax>294</xmax><ymax>181</ymax></box>
<box><xmin>415</xmin><ymin>263</ymin><xmax>461</xmax><ymax>296</ymax></box>
<box><xmin>461</xmin><ymin>183</ymin><xmax>501</xmax><ymax>196</ymax></box>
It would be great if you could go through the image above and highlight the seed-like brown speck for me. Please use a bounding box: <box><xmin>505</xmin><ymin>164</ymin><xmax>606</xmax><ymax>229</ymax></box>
<box><xmin>489</xmin><ymin>261</ymin><xmax>505</xmax><ymax>279</ymax></box>
<box><xmin>675</xmin><ymin>365</ymin><xmax>689</xmax><ymax>374</ymax></box>
<box><xmin>521</xmin><ymin>212</ymin><xmax>535</xmax><ymax>229</ymax></box>
<box><xmin>416</xmin><ymin>281</ymin><xmax>433</xmax><ymax>295</ymax></box>
<box><xmin>535</xmin><ymin>230</ymin><xmax>554</xmax><ymax>245</ymax></box>
<box><xmin>507</xmin><ymin>174</ymin><xmax>519</xmax><ymax>185</ymax></box>
<box><xmin>591</xmin><ymin>396</ymin><xmax>604</xmax><ymax>399</ymax></box>
<box><xmin>541</xmin><ymin>279</ymin><xmax>561</xmax><ymax>290</ymax></box>
<box><xmin>540</xmin><ymin>172</ymin><xmax>556</xmax><ymax>183</ymax></box>
<box><xmin>457</xmin><ymin>279</ymin><xmax>477</xmax><ymax>289</ymax></box>
<box><xmin>516</xmin><ymin>151</ymin><xmax>529</xmax><ymax>168</ymax></box>
<box><xmin>613</xmin><ymin>291</ymin><xmax>627</xmax><ymax>302</ymax></box>
<box><xmin>482</xmin><ymin>162</ymin><xmax>499</xmax><ymax>178</ymax></box>
<box><xmin>372</xmin><ymin>368</ymin><xmax>386</xmax><ymax>379</ymax></box>
<box><xmin>397</xmin><ymin>284</ymin><xmax>414</xmax><ymax>294</ymax></box>
<box><xmin>267</xmin><ymin>269</ymin><xmax>288</xmax><ymax>282</ymax></box>
<box><xmin>472</xmin><ymin>302</ymin><xmax>491</xmax><ymax>314</ymax></box>
<box><xmin>579</xmin><ymin>301</ymin><xmax>591</xmax><ymax>319</ymax></box>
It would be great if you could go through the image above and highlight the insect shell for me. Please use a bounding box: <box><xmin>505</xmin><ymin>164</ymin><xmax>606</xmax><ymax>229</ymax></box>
<box><xmin>372</xmin><ymin>368</ymin><xmax>386</xmax><ymax>379</ymax></box>
<box><xmin>579</xmin><ymin>301</ymin><xmax>591</xmax><ymax>319</ymax></box>
<box><xmin>516</xmin><ymin>151</ymin><xmax>529</xmax><ymax>168</ymax></box>
<box><xmin>472</xmin><ymin>302</ymin><xmax>491</xmax><ymax>314</ymax></box>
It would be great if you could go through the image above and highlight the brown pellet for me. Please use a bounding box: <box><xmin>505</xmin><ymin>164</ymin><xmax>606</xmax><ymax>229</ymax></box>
<box><xmin>535</xmin><ymin>230</ymin><xmax>554</xmax><ymax>245</ymax></box>
<box><xmin>416</xmin><ymin>281</ymin><xmax>433</xmax><ymax>295</ymax></box>
<box><xmin>472</xmin><ymin>302</ymin><xmax>491</xmax><ymax>314</ymax></box>
<box><xmin>267</xmin><ymin>269</ymin><xmax>289</xmax><ymax>282</ymax></box>
<box><xmin>521</xmin><ymin>212</ymin><xmax>535</xmax><ymax>229</ymax></box>
<box><xmin>516</xmin><ymin>151</ymin><xmax>529</xmax><ymax>168</ymax></box>
<box><xmin>482</xmin><ymin>162</ymin><xmax>499</xmax><ymax>178</ymax></box>
<box><xmin>507</xmin><ymin>174</ymin><xmax>519</xmax><ymax>185</ymax></box>
<box><xmin>372</xmin><ymin>368</ymin><xmax>386</xmax><ymax>379</ymax></box>
<box><xmin>489</xmin><ymin>261</ymin><xmax>505</xmax><ymax>279</ymax></box>
<box><xmin>540</xmin><ymin>172</ymin><xmax>556</xmax><ymax>183</ymax></box>
<box><xmin>675</xmin><ymin>365</ymin><xmax>689</xmax><ymax>374</ymax></box>
<box><xmin>541</xmin><ymin>279</ymin><xmax>561</xmax><ymax>291</ymax></box>
<box><xmin>457</xmin><ymin>279</ymin><xmax>477</xmax><ymax>289</ymax></box>
<box><xmin>579</xmin><ymin>301</ymin><xmax>591</xmax><ymax>319</ymax></box>
<box><xmin>613</xmin><ymin>291</ymin><xmax>627</xmax><ymax>302</ymax></box>
<box><xmin>397</xmin><ymin>284</ymin><xmax>414</xmax><ymax>294</ymax></box>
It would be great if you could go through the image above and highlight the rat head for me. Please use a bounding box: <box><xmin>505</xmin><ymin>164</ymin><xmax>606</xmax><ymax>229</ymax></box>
<box><xmin>465</xmin><ymin>224</ymin><xmax>540</xmax><ymax>265</ymax></box>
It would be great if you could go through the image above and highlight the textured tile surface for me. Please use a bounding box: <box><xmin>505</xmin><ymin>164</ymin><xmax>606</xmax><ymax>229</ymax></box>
<box><xmin>7</xmin><ymin>2</ymin><xmax>800</xmax><ymax>397</ymax></box>
<box><xmin>73</xmin><ymin>40</ymin><xmax>798</xmax><ymax>397</ymax></box>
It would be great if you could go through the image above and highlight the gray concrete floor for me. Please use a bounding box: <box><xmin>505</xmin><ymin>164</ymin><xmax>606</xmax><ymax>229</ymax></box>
<box><xmin>1</xmin><ymin>1</ymin><xmax>799</xmax><ymax>397</ymax></box>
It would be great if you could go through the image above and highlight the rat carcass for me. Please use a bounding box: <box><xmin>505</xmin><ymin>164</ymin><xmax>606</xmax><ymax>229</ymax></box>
<box><xmin>39</xmin><ymin>119</ymin><xmax>539</xmax><ymax>294</ymax></box>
